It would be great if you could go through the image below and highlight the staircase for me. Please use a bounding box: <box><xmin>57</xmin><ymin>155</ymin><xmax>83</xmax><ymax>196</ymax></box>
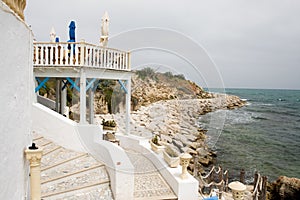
<box><xmin>33</xmin><ymin>135</ymin><xmax>113</xmax><ymax>200</ymax></box>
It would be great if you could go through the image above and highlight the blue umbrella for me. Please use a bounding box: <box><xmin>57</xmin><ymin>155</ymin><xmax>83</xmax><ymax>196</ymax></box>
<box><xmin>68</xmin><ymin>21</ymin><xmax>76</xmax><ymax>55</ymax></box>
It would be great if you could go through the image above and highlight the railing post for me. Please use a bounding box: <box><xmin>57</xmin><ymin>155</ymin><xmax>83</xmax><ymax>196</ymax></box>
<box><xmin>125</xmin><ymin>78</ymin><xmax>131</xmax><ymax>135</ymax></box>
<box><xmin>180</xmin><ymin>153</ymin><xmax>192</xmax><ymax>179</ymax></box>
<box><xmin>253</xmin><ymin>171</ymin><xmax>258</xmax><ymax>187</ymax></box>
<box><xmin>127</xmin><ymin>52</ymin><xmax>131</xmax><ymax>70</ymax></box>
<box><xmin>224</xmin><ymin>171</ymin><xmax>229</xmax><ymax>192</ymax></box>
<box><xmin>80</xmin><ymin>68</ymin><xmax>87</xmax><ymax>124</ymax></box>
<box><xmin>260</xmin><ymin>176</ymin><xmax>267</xmax><ymax>200</ymax></box>
<box><xmin>25</xmin><ymin>143</ymin><xmax>43</xmax><ymax>200</ymax></box>
<box><xmin>219</xmin><ymin>166</ymin><xmax>223</xmax><ymax>183</ymax></box>
<box><xmin>240</xmin><ymin>168</ymin><xmax>245</xmax><ymax>184</ymax></box>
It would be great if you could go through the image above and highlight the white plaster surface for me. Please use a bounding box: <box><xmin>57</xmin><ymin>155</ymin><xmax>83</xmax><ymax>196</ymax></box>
<box><xmin>32</xmin><ymin>104</ymin><xmax>135</xmax><ymax>199</ymax></box>
<box><xmin>0</xmin><ymin>3</ymin><xmax>33</xmax><ymax>199</ymax></box>
<box><xmin>32</xmin><ymin>103</ymin><xmax>87</xmax><ymax>153</ymax></box>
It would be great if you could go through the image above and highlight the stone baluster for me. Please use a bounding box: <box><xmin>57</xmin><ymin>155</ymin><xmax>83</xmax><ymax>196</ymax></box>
<box><xmin>25</xmin><ymin>143</ymin><xmax>43</xmax><ymax>200</ymax></box>
<box><xmin>180</xmin><ymin>153</ymin><xmax>192</xmax><ymax>179</ymax></box>
<box><xmin>228</xmin><ymin>181</ymin><xmax>247</xmax><ymax>200</ymax></box>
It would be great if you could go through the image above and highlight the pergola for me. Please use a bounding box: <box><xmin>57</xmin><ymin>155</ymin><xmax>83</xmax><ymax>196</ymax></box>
<box><xmin>33</xmin><ymin>41</ymin><xmax>132</xmax><ymax>134</ymax></box>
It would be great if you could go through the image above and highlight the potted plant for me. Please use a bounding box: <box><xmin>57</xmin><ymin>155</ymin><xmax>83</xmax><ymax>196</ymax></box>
<box><xmin>163</xmin><ymin>145</ymin><xmax>180</xmax><ymax>168</ymax></box>
<box><xmin>102</xmin><ymin>119</ymin><xmax>117</xmax><ymax>131</ymax></box>
<box><xmin>150</xmin><ymin>134</ymin><xmax>165</xmax><ymax>154</ymax></box>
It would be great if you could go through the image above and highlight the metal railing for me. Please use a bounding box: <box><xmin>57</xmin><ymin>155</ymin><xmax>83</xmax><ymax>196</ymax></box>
<box><xmin>33</xmin><ymin>42</ymin><xmax>130</xmax><ymax>71</ymax></box>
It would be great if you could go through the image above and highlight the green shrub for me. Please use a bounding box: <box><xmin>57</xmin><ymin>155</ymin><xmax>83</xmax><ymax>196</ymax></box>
<box><xmin>136</xmin><ymin>67</ymin><xmax>156</xmax><ymax>80</ymax></box>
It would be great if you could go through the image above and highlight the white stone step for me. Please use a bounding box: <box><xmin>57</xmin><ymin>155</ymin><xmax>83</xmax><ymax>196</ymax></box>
<box><xmin>33</xmin><ymin>137</ymin><xmax>61</xmax><ymax>155</ymax></box>
<box><xmin>41</xmin><ymin>148</ymin><xmax>86</xmax><ymax>171</ymax></box>
<box><xmin>33</xmin><ymin>134</ymin><xmax>113</xmax><ymax>199</ymax></box>
<box><xmin>41</xmin><ymin>166</ymin><xmax>109</xmax><ymax>198</ymax></box>
<box><xmin>41</xmin><ymin>155</ymin><xmax>104</xmax><ymax>183</ymax></box>
<box><xmin>42</xmin><ymin>181</ymin><xmax>112</xmax><ymax>200</ymax></box>
<box><xmin>34</xmin><ymin>137</ymin><xmax>52</xmax><ymax>146</ymax></box>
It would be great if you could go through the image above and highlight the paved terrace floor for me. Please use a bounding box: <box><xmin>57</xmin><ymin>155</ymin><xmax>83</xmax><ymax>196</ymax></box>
<box><xmin>125</xmin><ymin>149</ymin><xmax>177</xmax><ymax>200</ymax></box>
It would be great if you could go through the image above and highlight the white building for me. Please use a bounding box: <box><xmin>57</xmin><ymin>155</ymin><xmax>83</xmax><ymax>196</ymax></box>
<box><xmin>0</xmin><ymin>1</ymin><xmax>199</xmax><ymax>199</ymax></box>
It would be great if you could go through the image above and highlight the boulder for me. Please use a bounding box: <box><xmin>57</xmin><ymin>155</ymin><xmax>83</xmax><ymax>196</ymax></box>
<box><xmin>268</xmin><ymin>176</ymin><xmax>300</xmax><ymax>200</ymax></box>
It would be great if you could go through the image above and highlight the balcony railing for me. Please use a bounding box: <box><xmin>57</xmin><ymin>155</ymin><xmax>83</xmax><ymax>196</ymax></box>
<box><xmin>33</xmin><ymin>42</ymin><xmax>130</xmax><ymax>71</ymax></box>
<box><xmin>3</xmin><ymin>0</ymin><xmax>26</xmax><ymax>20</ymax></box>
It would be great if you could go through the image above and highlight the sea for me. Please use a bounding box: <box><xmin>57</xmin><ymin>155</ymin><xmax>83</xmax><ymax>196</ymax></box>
<box><xmin>199</xmin><ymin>88</ymin><xmax>300</xmax><ymax>183</ymax></box>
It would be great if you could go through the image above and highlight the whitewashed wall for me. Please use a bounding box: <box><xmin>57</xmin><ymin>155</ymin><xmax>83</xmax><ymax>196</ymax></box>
<box><xmin>0</xmin><ymin>3</ymin><xmax>33</xmax><ymax>199</ymax></box>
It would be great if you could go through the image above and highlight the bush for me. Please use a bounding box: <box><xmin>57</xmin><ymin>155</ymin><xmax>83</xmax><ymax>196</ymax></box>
<box><xmin>152</xmin><ymin>134</ymin><xmax>160</xmax><ymax>145</ymax></box>
<box><xmin>174</xmin><ymin>74</ymin><xmax>185</xmax><ymax>80</ymax></box>
<box><xmin>136</xmin><ymin>67</ymin><xmax>156</xmax><ymax>80</ymax></box>
<box><xmin>102</xmin><ymin>119</ymin><xmax>117</xmax><ymax>127</ymax></box>
<box><xmin>164</xmin><ymin>71</ymin><xmax>173</xmax><ymax>78</ymax></box>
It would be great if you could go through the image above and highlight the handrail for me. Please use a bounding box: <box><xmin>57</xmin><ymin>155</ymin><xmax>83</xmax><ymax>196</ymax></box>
<box><xmin>33</xmin><ymin>42</ymin><xmax>130</xmax><ymax>71</ymax></box>
<box><xmin>33</xmin><ymin>41</ymin><xmax>125</xmax><ymax>52</ymax></box>
<box><xmin>197</xmin><ymin>165</ymin><xmax>228</xmax><ymax>198</ymax></box>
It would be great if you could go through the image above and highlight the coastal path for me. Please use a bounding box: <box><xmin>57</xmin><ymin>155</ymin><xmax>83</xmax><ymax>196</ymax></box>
<box><xmin>125</xmin><ymin>149</ymin><xmax>177</xmax><ymax>200</ymax></box>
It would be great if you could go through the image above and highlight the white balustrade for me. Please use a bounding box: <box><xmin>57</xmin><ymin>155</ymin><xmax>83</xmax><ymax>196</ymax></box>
<box><xmin>33</xmin><ymin>42</ymin><xmax>130</xmax><ymax>71</ymax></box>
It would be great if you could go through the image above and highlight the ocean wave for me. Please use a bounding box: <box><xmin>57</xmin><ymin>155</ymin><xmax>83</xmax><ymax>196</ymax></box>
<box><xmin>257</xmin><ymin>103</ymin><xmax>274</xmax><ymax>106</ymax></box>
<box><xmin>277</xmin><ymin>98</ymin><xmax>286</xmax><ymax>101</ymax></box>
<box><xmin>245</xmin><ymin>102</ymin><xmax>252</xmax><ymax>106</ymax></box>
<box><xmin>200</xmin><ymin>110</ymin><xmax>257</xmax><ymax>125</ymax></box>
<box><xmin>251</xmin><ymin>116</ymin><xmax>268</xmax><ymax>120</ymax></box>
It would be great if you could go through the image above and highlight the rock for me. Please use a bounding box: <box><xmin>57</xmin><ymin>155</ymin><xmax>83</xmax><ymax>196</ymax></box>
<box><xmin>185</xmin><ymin>135</ymin><xmax>197</xmax><ymax>142</ymax></box>
<box><xmin>167</xmin><ymin>144</ymin><xmax>181</xmax><ymax>156</ymax></box>
<box><xmin>198</xmin><ymin>157</ymin><xmax>212</xmax><ymax>167</ymax></box>
<box><xmin>268</xmin><ymin>176</ymin><xmax>300</xmax><ymax>200</ymax></box>
<box><xmin>173</xmin><ymin>139</ymin><xmax>184</xmax><ymax>149</ymax></box>
<box><xmin>146</xmin><ymin>122</ymin><xmax>158</xmax><ymax>131</ymax></box>
<box><xmin>197</xmin><ymin>148</ymin><xmax>209</xmax><ymax>156</ymax></box>
<box><xmin>189</xmin><ymin>142</ymin><xmax>199</xmax><ymax>150</ymax></box>
<box><xmin>160</xmin><ymin>134</ymin><xmax>172</xmax><ymax>143</ymax></box>
<box><xmin>181</xmin><ymin>147</ymin><xmax>197</xmax><ymax>155</ymax></box>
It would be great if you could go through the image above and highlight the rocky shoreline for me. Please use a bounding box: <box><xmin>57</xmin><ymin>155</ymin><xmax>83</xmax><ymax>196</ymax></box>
<box><xmin>98</xmin><ymin>94</ymin><xmax>246</xmax><ymax>173</ymax></box>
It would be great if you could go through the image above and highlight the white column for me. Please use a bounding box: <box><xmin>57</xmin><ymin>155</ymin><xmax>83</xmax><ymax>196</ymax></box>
<box><xmin>125</xmin><ymin>78</ymin><xmax>131</xmax><ymax>135</ymax></box>
<box><xmin>25</xmin><ymin>146</ymin><xmax>43</xmax><ymax>200</ymax></box>
<box><xmin>88</xmin><ymin>84</ymin><xmax>94</xmax><ymax>124</ymax></box>
<box><xmin>80</xmin><ymin>68</ymin><xmax>87</xmax><ymax>123</ymax></box>
<box><xmin>61</xmin><ymin>80</ymin><xmax>67</xmax><ymax>116</ymax></box>
<box><xmin>55</xmin><ymin>79</ymin><xmax>61</xmax><ymax>113</ymax></box>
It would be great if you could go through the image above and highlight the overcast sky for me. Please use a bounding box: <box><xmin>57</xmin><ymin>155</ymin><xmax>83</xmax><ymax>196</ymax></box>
<box><xmin>25</xmin><ymin>0</ymin><xmax>300</xmax><ymax>90</ymax></box>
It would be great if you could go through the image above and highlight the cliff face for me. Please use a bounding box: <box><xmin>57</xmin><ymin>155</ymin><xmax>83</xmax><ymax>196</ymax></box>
<box><xmin>130</xmin><ymin>71</ymin><xmax>213</xmax><ymax>111</ymax></box>
<box><xmin>92</xmin><ymin>69</ymin><xmax>214</xmax><ymax>114</ymax></box>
